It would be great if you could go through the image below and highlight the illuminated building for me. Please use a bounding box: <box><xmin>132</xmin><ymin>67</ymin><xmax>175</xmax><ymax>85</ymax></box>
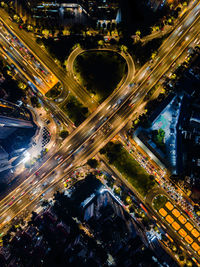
<box><xmin>14</xmin><ymin>0</ymin><xmax>120</xmax><ymax>26</ymax></box>
<box><xmin>0</xmin><ymin>99</ymin><xmax>37</xmax><ymax>173</ymax></box>
<box><xmin>0</xmin><ymin>99</ymin><xmax>34</xmax><ymax>139</ymax></box>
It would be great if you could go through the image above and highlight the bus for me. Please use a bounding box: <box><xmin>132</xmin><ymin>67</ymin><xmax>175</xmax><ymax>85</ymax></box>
<box><xmin>28</xmin><ymin>81</ymin><xmax>38</xmax><ymax>93</ymax></box>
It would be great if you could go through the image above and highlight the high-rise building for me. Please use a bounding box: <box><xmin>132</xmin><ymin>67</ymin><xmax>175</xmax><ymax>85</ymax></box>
<box><xmin>14</xmin><ymin>0</ymin><xmax>120</xmax><ymax>26</ymax></box>
<box><xmin>0</xmin><ymin>99</ymin><xmax>37</xmax><ymax>173</ymax></box>
<box><xmin>14</xmin><ymin>0</ymin><xmax>89</xmax><ymax>26</ymax></box>
<box><xmin>0</xmin><ymin>99</ymin><xmax>34</xmax><ymax>139</ymax></box>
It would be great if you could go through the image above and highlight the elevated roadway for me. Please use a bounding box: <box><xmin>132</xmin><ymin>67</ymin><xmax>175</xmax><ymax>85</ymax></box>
<box><xmin>0</xmin><ymin>1</ymin><xmax>200</xmax><ymax>262</ymax></box>
<box><xmin>0</xmin><ymin>0</ymin><xmax>199</xmax><ymax>229</ymax></box>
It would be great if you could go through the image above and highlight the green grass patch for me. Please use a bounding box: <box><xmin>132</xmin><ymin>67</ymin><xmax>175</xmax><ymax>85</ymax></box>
<box><xmin>152</xmin><ymin>128</ymin><xmax>166</xmax><ymax>152</ymax></box>
<box><xmin>100</xmin><ymin>142</ymin><xmax>156</xmax><ymax>196</ymax></box>
<box><xmin>61</xmin><ymin>94</ymin><xmax>89</xmax><ymax>126</ymax></box>
<box><xmin>45</xmin><ymin>82</ymin><xmax>62</xmax><ymax>99</ymax></box>
<box><xmin>74</xmin><ymin>51</ymin><xmax>127</xmax><ymax>102</ymax></box>
<box><xmin>153</xmin><ymin>194</ymin><xmax>168</xmax><ymax>211</ymax></box>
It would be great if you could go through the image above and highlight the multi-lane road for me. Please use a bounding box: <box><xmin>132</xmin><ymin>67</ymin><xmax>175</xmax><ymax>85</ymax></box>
<box><xmin>0</xmin><ymin>0</ymin><xmax>200</xmax><ymax>263</ymax></box>
<box><xmin>0</xmin><ymin>8</ymin><xmax>98</xmax><ymax>111</ymax></box>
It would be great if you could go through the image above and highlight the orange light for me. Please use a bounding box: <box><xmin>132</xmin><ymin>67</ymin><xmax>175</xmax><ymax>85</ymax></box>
<box><xmin>159</xmin><ymin>208</ymin><xmax>167</xmax><ymax>217</ymax></box>
<box><xmin>165</xmin><ymin>201</ymin><xmax>173</xmax><ymax>211</ymax></box>
<box><xmin>166</xmin><ymin>215</ymin><xmax>174</xmax><ymax>224</ymax></box>
<box><xmin>191</xmin><ymin>229</ymin><xmax>200</xmax><ymax>238</ymax></box>
<box><xmin>178</xmin><ymin>228</ymin><xmax>187</xmax><ymax>238</ymax></box>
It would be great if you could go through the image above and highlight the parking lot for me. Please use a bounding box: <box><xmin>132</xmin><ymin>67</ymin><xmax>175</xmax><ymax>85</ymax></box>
<box><xmin>159</xmin><ymin>200</ymin><xmax>200</xmax><ymax>256</ymax></box>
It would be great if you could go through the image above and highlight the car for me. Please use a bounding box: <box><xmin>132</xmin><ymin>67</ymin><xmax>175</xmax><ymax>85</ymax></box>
<box><xmin>106</xmin><ymin>105</ymin><xmax>111</xmax><ymax>110</ymax></box>
<box><xmin>129</xmin><ymin>83</ymin><xmax>135</xmax><ymax>88</ymax></box>
<box><xmin>9</xmin><ymin>201</ymin><xmax>13</xmax><ymax>206</ymax></box>
<box><xmin>41</xmin><ymin>172</ymin><xmax>46</xmax><ymax>178</ymax></box>
<box><xmin>57</xmin><ymin>156</ymin><xmax>63</xmax><ymax>161</ymax></box>
<box><xmin>58</xmin><ymin>157</ymin><xmax>64</xmax><ymax>164</ymax></box>
<box><xmin>178</xmin><ymin>30</ymin><xmax>183</xmax><ymax>36</ymax></box>
<box><xmin>99</xmin><ymin>115</ymin><xmax>104</xmax><ymax>121</ymax></box>
<box><xmin>68</xmin><ymin>149</ymin><xmax>74</xmax><ymax>154</ymax></box>
<box><xmin>61</xmin><ymin>162</ymin><xmax>67</xmax><ymax>167</ymax></box>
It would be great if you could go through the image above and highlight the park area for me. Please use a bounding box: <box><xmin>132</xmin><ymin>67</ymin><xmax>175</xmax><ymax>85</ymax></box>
<box><xmin>100</xmin><ymin>142</ymin><xmax>156</xmax><ymax>196</ymax></box>
<box><xmin>74</xmin><ymin>51</ymin><xmax>127</xmax><ymax>102</ymax></box>
<box><xmin>61</xmin><ymin>95</ymin><xmax>89</xmax><ymax>126</ymax></box>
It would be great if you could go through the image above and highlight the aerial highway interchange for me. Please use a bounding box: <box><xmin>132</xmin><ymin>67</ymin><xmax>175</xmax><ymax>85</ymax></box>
<box><xmin>0</xmin><ymin>0</ymin><xmax>200</xmax><ymax>263</ymax></box>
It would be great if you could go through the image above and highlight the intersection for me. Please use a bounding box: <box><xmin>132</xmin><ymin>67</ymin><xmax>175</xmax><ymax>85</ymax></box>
<box><xmin>0</xmin><ymin>1</ymin><xmax>200</xmax><ymax>263</ymax></box>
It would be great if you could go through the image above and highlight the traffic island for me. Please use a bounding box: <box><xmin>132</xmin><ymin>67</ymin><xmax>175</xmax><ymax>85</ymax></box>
<box><xmin>61</xmin><ymin>94</ymin><xmax>89</xmax><ymax>126</ymax></box>
<box><xmin>45</xmin><ymin>82</ymin><xmax>63</xmax><ymax>100</ymax></box>
<box><xmin>100</xmin><ymin>141</ymin><xmax>156</xmax><ymax>197</ymax></box>
<box><xmin>73</xmin><ymin>51</ymin><xmax>127</xmax><ymax>103</ymax></box>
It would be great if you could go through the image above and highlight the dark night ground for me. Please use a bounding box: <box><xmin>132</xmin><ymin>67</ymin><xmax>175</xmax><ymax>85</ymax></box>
<box><xmin>120</xmin><ymin>0</ymin><xmax>170</xmax><ymax>36</ymax></box>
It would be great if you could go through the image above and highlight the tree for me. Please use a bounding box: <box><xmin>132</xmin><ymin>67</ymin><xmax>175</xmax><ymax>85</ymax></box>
<box><xmin>60</xmin><ymin>130</ymin><xmax>69</xmax><ymax>139</ymax></box>
<box><xmin>107</xmin><ymin>22</ymin><xmax>111</xmax><ymax>31</ymax></box>
<box><xmin>98</xmin><ymin>40</ymin><xmax>104</xmax><ymax>47</ymax></box>
<box><xmin>107</xmin><ymin>179</ymin><xmax>114</xmax><ymax>188</ymax></box>
<box><xmin>111</xmin><ymin>23</ymin><xmax>116</xmax><ymax>31</ymax></box>
<box><xmin>186</xmin><ymin>260</ymin><xmax>193</xmax><ymax>267</ymax></box>
<box><xmin>161</xmin><ymin>234</ymin><xmax>168</xmax><ymax>242</ymax></box>
<box><xmin>110</xmin><ymin>38</ymin><xmax>117</xmax><ymax>45</ymax></box>
<box><xmin>102</xmin><ymin>23</ymin><xmax>106</xmax><ymax>29</ymax></box>
<box><xmin>151</xmin><ymin>51</ymin><xmax>157</xmax><ymax>60</ymax></box>
<box><xmin>100</xmin><ymin>148</ymin><xmax>106</xmax><ymax>154</ymax></box>
<box><xmin>42</xmin><ymin>29</ymin><xmax>49</xmax><ymax>37</ymax></box>
<box><xmin>97</xmin><ymin>22</ymin><xmax>101</xmax><ymax>30</ymax></box>
<box><xmin>41</xmin><ymin>199</ymin><xmax>49</xmax><ymax>207</ymax></box>
<box><xmin>30</xmin><ymin>96</ymin><xmax>41</xmax><ymax>108</ymax></box>
<box><xmin>172</xmin><ymin>244</ymin><xmax>177</xmax><ymax>252</ymax></box>
<box><xmin>135</xmin><ymin>30</ymin><xmax>141</xmax><ymax>36</ymax></box>
<box><xmin>18</xmin><ymin>81</ymin><xmax>27</xmax><ymax>90</ymax></box>
<box><xmin>149</xmin><ymin>175</ymin><xmax>154</xmax><ymax>181</ymax></box>
<box><xmin>0</xmin><ymin>183</ymin><xmax>7</xmax><ymax>194</ymax></box>
<box><xmin>36</xmin><ymin>38</ymin><xmax>42</xmax><ymax>45</ymax></box>
<box><xmin>194</xmin><ymin>204</ymin><xmax>200</xmax><ymax>213</ymax></box>
<box><xmin>9</xmin><ymin>225</ymin><xmax>17</xmax><ymax>233</ymax></box>
<box><xmin>2</xmin><ymin>232</ymin><xmax>11</xmax><ymax>246</ymax></box>
<box><xmin>81</xmin><ymin>107</ymin><xmax>88</xmax><ymax>115</ymax></box>
<box><xmin>120</xmin><ymin>45</ymin><xmax>128</xmax><ymax>53</ymax></box>
<box><xmin>125</xmin><ymin>196</ymin><xmax>132</xmax><ymax>205</ymax></box>
<box><xmin>27</xmin><ymin>25</ymin><xmax>33</xmax><ymax>32</ymax></box>
<box><xmin>170</xmin><ymin>174</ymin><xmax>182</xmax><ymax>182</ymax></box>
<box><xmin>87</xmin><ymin>158</ymin><xmax>98</xmax><ymax>169</ymax></box>
<box><xmin>179</xmin><ymin>255</ymin><xmax>185</xmax><ymax>262</ymax></box>
<box><xmin>31</xmin><ymin>211</ymin><xmax>38</xmax><ymax>221</ymax></box>
<box><xmin>102</xmin><ymin>142</ymin><xmax>122</xmax><ymax>164</ymax></box>
<box><xmin>114</xmin><ymin>186</ymin><xmax>121</xmax><ymax>196</ymax></box>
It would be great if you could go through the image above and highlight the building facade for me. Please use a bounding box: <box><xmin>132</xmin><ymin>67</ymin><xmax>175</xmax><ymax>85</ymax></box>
<box><xmin>0</xmin><ymin>99</ymin><xmax>37</xmax><ymax>174</ymax></box>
